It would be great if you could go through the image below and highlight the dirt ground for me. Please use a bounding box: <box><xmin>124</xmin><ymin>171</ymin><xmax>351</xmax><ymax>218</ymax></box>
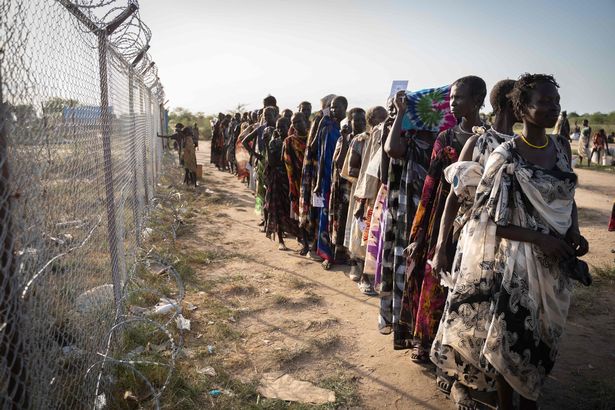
<box><xmin>573</xmin><ymin>167</ymin><xmax>615</xmax><ymax>267</ymax></box>
<box><xmin>171</xmin><ymin>142</ymin><xmax>615</xmax><ymax>409</ymax></box>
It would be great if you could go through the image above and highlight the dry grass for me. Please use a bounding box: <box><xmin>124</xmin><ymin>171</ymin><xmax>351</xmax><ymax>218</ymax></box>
<box><xmin>123</xmin><ymin>153</ymin><xmax>361</xmax><ymax>409</ymax></box>
<box><xmin>592</xmin><ymin>264</ymin><xmax>615</xmax><ymax>280</ymax></box>
<box><xmin>286</xmin><ymin>276</ymin><xmax>314</xmax><ymax>290</ymax></box>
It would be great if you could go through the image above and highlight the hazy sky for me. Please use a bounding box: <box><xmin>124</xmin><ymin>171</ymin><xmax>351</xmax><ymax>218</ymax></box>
<box><xmin>140</xmin><ymin>0</ymin><xmax>615</xmax><ymax>115</ymax></box>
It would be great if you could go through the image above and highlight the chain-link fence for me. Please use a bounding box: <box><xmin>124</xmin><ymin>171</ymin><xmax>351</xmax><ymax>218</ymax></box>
<box><xmin>0</xmin><ymin>0</ymin><xmax>170</xmax><ymax>408</ymax></box>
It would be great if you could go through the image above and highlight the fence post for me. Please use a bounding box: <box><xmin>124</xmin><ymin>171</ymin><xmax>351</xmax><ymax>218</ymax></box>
<box><xmin>141</xmin><ymin>66</ymin><xmax>155</xmax><ymax>206</ymax></box>
<box><xmin>97</xmin><ymin>32</ymin><xmax>124</xmax><ymax>308</ymax></box>
<box><xmin>128</xmin><ymin>68</ymin><xmax>142</xmax><ymax>246</ymax></box>
<box><xmin>0</xmin><ymin>49</ymin><xmax>28</xmax><ymax>410</ymax></box>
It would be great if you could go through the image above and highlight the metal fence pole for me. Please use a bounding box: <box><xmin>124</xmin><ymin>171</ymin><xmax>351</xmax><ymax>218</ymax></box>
<box><xmin>142</xmin><ymin>86</ymin><xmax>150</xmax><ymax>206</ymax></box>
<box><xmin>97</xmin><ymin>32</ymin><xmax>124</xmax><ymax>308</ymax></box>
<box><xmin>128</xmin><ymin>68</ymin><xmax>142</xmax><ymax>246</ymax></box>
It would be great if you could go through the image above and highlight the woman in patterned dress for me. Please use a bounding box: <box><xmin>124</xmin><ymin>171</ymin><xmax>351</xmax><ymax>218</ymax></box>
<box><xmin>401</xmin><ymin>76</ymin><xmax>487</xmax><ymax>360</ymax></box>
<box><xmin>431</xmin><ymin>74</ymin><xmax>590</xmax><ymax>410</ymax></box>
<box><xmin>381</xmin><ymin>83</ymin><xmax>460</xmax><ymax>349</ymax></box>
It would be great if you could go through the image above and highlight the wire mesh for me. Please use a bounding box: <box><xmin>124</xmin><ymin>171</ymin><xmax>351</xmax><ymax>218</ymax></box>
<box><xmin>0</xmin><ymin>0</ymin><xmax>169</xmax><ymax>408</ymax></box>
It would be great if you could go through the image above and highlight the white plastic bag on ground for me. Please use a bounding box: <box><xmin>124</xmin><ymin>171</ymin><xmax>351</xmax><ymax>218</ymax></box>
<box><xmin>257</xmin><ymin>372</ymin><xmax>335</xmax><ymax>404</ymax></box>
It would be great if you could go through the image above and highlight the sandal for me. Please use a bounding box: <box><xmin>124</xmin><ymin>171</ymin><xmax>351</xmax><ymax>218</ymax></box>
<box><xmin>358</xmin><ymin>281</ymin><xmax>377</xmax><ymax>296</ymax></box>
<box><xmin>321</xmin><ymin>260</ymin><xmax>332</xmax><ymax>270</ymax></box>
<box><xmin>299</xmin><ymin>246</ymin><xmax>309</xmax><ymax>256</ymax></box>
<box><xmin>410</xmin><ymin>345</ymin><xmax>430</xmax><ymax>363</ymax></box>
<box><xmin>450</xmin><ymin>382</ymin><xmax>478</xmax><ymax>410</ymax></box>
<box><xmin>436</xmin><ymin>369</ymin><xmax>453</xmax><ymax>395</ymax></box>
<box><xmin>378</xmin><ymin>324</ymin><xmax>392</xmax><ymax>335</ymax></box>
<box><xmin>278</xmin><ymin>244</ymin><xmax>289</xmax><ymax>251</ymax></box>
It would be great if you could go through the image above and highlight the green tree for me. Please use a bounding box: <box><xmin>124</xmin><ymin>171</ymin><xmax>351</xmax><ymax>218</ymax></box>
<box><xmin>168</xmin><ymin>107</ymin><xmax>214</xmax><ymax>140</ymax></box>
<box><xmin>590</xmin><ymin>112</ymin><xmax>607</xmax><ymax>124</ymax></box>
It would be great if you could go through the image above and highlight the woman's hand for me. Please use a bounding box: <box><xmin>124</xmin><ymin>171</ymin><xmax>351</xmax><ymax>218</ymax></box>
<box><xmin>533</xmin><ymin>233</ymin><xmax>575</xmax><ymax>259</ymax></box>
<box><xmin>566</xmin><ymin>229</ymin><xmax>589</xmax><ymax>256</ymax></box>
<box><xmin>406</xmin><ymin>231</ymin><xmax>425</xmax><ymax>260</ymax></box>
<box><xmin>393</xmin><ymin>90</ymin><xmax>407</xmax><ymax>113</ymax></box>
<box><xmin>430</xmin><ymin>245</ymin><xmax>449</xmax><ymax>276</ymax></box>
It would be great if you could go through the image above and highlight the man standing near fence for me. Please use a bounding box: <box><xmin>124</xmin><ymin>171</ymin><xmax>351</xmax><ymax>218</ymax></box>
<box><xmin>158</xmin><ymin>123</ymin><xmax>185</xmax><ymax>166</ymax></box>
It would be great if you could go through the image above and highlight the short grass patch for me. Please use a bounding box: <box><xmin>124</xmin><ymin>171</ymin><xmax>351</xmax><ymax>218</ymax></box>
<box><xmin>564</xmin><ymin>377</ymin><xmax>615</xmax><ymax>410</ymax></box>
<box><xmin>592</xmin><ymin>264</ymin><xmax>615</xmax><ymax>280</ymax></box>
<box><xmin>574</xmin><ymin>162</ymin><xmax>615</xmax><ymax>173</ymax></box>
<box><xmin>273</xmin><ymin>294</ymin><xmax>291</xmax><ymax>305</ymax></box>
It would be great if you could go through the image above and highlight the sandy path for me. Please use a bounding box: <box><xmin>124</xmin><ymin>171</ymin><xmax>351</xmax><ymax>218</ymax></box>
<box><xmin>573</xmin><ymin>168</ymin><xmax>614</xmax><ymax>267</ymax></box>
<box><xmin>193</xmin><ymin>143</ymin><xmax>454</xmax><ymax>409</ymax></box>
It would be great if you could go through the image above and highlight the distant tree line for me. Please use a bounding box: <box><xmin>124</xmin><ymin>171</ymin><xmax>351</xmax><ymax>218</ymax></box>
<box><xmin>167</xmin><ymin>107</ymin><xmax>213</xmax><ymax>140</ymax></box>
<box><xmin>567</xmin><ymin>111</ymin><xmax>615</xmax><ymax>125</ymax></box>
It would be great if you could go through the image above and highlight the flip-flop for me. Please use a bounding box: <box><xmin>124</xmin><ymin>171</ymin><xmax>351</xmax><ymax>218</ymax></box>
<box><xmin>410</xmin><ymin>346</ymin><xmax>430</xmax><ymax>363</ymax></box>
<box><xmin>450</xmin><ymin>382</ymin><xmax>479</xmax><ymax>410</ymax></box>
<box><xmin>436</xmin><ymin>370</ymin><xmax>453</xmax><ymax>395</ymax></box>
<box><xmin>378</xmin><ymin>324</ymin><xmax>392</xmax><ymax>335</ymax></box>
<box><xmin>322</xmin><ymin>260</ymin><xmax>332</xmax><ymax>270</ymax></box>
<box><xmin>278</xmin><ymin>244</ymin><xmax>289</xmax><ymax>251</ymax></box>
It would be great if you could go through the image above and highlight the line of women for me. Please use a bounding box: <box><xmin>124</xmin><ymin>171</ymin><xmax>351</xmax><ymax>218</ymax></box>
<box><xmin>210</xmin><ymin>73</ymin><xmax>593</xmax><ymax>410</ymax></box>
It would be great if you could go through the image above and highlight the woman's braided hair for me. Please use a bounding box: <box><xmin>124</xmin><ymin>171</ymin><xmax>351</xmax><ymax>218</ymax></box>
<box><xmin>510</xmin><ymin>73</ymin><xmax>559</xmax><ymax>119</ymax></box>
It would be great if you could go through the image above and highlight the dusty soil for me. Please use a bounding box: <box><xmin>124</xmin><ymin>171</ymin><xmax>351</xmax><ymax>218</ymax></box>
<box><xmin>574</xmin><ymin>167</ymin><xmax>615</xmax><ymax>268</ymax></box>
<box><xmin>172</xmin><ymin>142</ymin><xmax>615</xmax><ymax>409</ymax></box>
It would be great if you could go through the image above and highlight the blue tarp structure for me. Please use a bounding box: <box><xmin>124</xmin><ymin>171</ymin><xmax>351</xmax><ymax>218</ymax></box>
<box><xmin>62</xmin><ymin>106</ymin><xmax>114</xmax><ymax>121</ymax></box>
